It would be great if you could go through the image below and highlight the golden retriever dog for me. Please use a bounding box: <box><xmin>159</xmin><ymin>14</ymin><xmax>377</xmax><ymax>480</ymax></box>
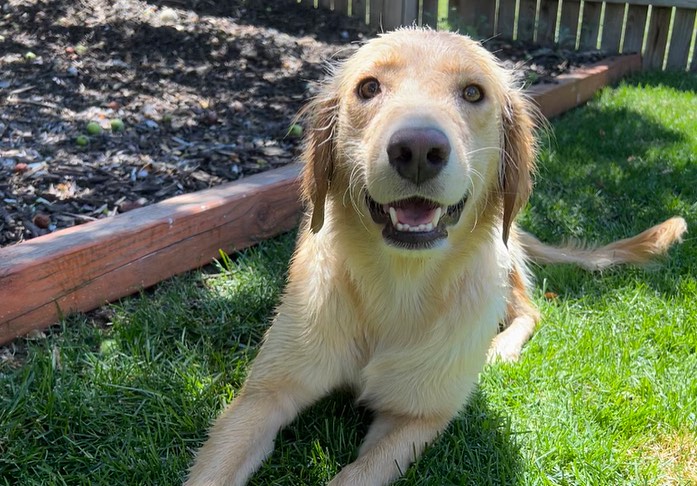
<box><xmin>185</xmin><ymin>28</ymin><xmax>686</xmax><ymax>486</ymax></box>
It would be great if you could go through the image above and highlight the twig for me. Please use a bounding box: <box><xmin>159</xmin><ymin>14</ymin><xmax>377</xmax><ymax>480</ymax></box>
<box><xmin>6</xmin><ymin>97</ymin><xmax>60</xmax><ymax>110</ymax></box>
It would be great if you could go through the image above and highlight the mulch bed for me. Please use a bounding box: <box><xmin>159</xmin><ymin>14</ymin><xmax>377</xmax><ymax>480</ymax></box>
<box><xmin>0</xmin><ymin>0</ymin><xmax>606</xmax><ymax>247</ymax></box>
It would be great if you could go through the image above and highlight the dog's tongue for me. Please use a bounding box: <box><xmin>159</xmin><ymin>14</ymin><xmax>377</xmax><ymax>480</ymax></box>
<box><xmin>395</xmin><ymin>200</ymin><xmax>437</xmax><ymax>226</ymax></box>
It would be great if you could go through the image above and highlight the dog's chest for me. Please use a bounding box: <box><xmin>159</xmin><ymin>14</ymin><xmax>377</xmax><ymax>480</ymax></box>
<box><xmin>344</xmin><ymin>251</ymin><xmax>509</xmax><ymax>415</ymax></box>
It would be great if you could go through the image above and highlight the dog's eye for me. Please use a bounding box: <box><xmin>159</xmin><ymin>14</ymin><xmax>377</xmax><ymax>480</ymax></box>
<box><xmin>357</xmin><ymin>78</ymin><xmax>381</xmax><ymax>100</ymax></box>
<box><xmin>462</xmin><ymin>84</ymin><xmax>483</xmax><ymax>103</ymax></box>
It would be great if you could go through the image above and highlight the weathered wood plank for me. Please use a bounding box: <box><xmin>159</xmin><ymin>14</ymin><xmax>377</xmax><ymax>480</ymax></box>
<box><xmin>622</xmin><ymin>4</ymin><xmax>648</xmax><ymax>53</ymax></box>
<box><xmin>319</xmin><ymin>0</ymin><xmax>331</xmax><ymax>9</ymax></box>
<box><xmin>497</xmin><ymin>0</ymin><xmax>518</xmax><ymax>38</ymax></box>
<box><xmin>454</xmin><ymin>0</ymin><xmax>497</xmax><ymax>37</ymax></box>
<box><xmin>370</xmin><ymin>0</ymin><xmax>385</xmax><ymax>29</ymax></box>
<box><xmin>666</xmin><ymin>8</ymin><xmax>696</xmax><ymax>69</ymax></box>
<box><xmin>537</xmin><ymin>0</ymin><xmax>559</xmax><ymax>45</ymax></box>
<box><xmin>403</xmin><ymin>0</ymin><xmax>419</xmax><ymax>26</ymax></box>
<box><xmin>600</xmin><ymin>2</ymin><xmax>625</xmax><ymax>53</ymax></box>
<box><xmin>380</xmin><ymin>0</ymin><xmax>405</xmax><ymax>29</ymax></box>
<box><xmin>352</xmin><ymin>0</ymin><xmax>367</xmax><ymax>23</ymax></box>
<box><xmin>517</xmin><ymin>0</ymin><xmax>538</xmax><ymax>42</ymax></box>
<box><xmin>558</xmin><ymin>0</ymin><xmax>581</xmax><ymax>48</ymax></box>
<box><xmin>334</xmin><ymin>0</ymin><xmax>349</xmax><ymax>15</ymax></box>
<box><xmin>0</xmin><ymin>165</ymin><xmax>303</xmax><ymax>344</ymax></box>
<box><xmin>644</xmin><ymin>6</ymin><xmax>672</xmax><ymax>69</ymax></box>
<box><xmin>421</xmin><ymin>0</ymin><xmax>439</xmax><ymax>27</ymax></box>
<box><xmin>579</xmin><ymin>0</ymin><xmax>602</xmax><ymax>49</ymax></box>
<box><xmin>604</xmin><ymin>0</ymin><xmax>696</xmax><ymax>8</ymax></box>
<box><xmin>301</xmin><ymin>0</ymin><xmax>315</xmax><ymax>8</ymax></box>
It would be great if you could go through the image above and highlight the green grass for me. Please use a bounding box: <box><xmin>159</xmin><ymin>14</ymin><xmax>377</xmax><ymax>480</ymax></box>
<box><xmin>2</xmin><ymin>70</ymin><xmax>696</xmax><ymax>485</ymax></box>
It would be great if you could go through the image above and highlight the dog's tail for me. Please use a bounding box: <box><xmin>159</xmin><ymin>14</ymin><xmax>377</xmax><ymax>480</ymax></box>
<box><xmin>519</xmin><ymin>217</ymin><xmax>688</xmax><ymax>271</ymax></box>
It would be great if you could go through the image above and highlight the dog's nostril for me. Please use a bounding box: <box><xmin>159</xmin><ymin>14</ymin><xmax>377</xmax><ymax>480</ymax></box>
<box><xmin>387</xmin><ymin>127</ymin><xmax>451</xmax><ymax>185</ymax></box>
<box><xmin>397</xmin><ymin>147</ymin><xmax>413</xmax><ymax>163</ymax></box>
<box><xmin>427</xmin><ymin>148</ymin><xmax>447</xmax><ymax>164</ymax></box>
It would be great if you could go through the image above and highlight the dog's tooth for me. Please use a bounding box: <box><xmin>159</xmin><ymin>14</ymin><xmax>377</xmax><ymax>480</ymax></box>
<box><xmin>432</xmin><ymin>207</ymin><xmax>443</xmax><ymax>227</ymax></box>
<box><xmin>389</xmin><ymin>207</ymin><xmax>399</xmax><ymax>227</ymax></box>
<box><xmin>424</xmin><ymin>223</ymin><xmax>433</xmax><ymax>231</ymax></box>
<box><xmin>396</xmin><ymin>222</ymin><xmax>406</xmax><ymax>231</ymax></box>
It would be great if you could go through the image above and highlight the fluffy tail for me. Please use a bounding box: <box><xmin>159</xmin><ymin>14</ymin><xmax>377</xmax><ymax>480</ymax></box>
<box><xmin>519</xmin><ymin>217</ymin><xmax>688</xmax><ymax>271</ymax></box>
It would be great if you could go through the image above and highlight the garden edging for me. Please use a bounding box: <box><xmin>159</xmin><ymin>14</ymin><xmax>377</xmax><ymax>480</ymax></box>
<box><xmin>0</xmin><ymin>53</ymin><xmax>641</xmax><ymax>344</ymax></box>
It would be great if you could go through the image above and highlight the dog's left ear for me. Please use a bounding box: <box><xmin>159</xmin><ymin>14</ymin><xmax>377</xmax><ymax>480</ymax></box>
<box><xmin>298</xmin><ymin>91</ymin><xmax>338</xmax><ymax>233</ymax></box>
<box><xmin>500</xmin><ymin>90</ymin><xmax>537</xmax><ymax>245</ymax></box>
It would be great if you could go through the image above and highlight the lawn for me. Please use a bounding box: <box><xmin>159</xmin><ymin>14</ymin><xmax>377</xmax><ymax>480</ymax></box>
<box><xmin>1</xmin><ymin>70</ymin><xmax>696</xmax><ymax>485</ymax></box>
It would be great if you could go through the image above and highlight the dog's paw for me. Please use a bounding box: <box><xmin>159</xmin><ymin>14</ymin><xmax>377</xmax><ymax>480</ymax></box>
<box><xmin>487</xmin><ymin>336</ymin><xmax>522</xmax><ymax>363</ymax></box>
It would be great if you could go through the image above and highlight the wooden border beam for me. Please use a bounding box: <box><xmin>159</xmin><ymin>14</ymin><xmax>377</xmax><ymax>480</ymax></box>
<box><xmin>1</xmin><ymin>164</ymin><xmax>302</xmax><ymax>342</ymax></box>
<box><xmin>0</xmin><ymin>54</ymin><xmax>641</xmax><ymax>344</ymax></box>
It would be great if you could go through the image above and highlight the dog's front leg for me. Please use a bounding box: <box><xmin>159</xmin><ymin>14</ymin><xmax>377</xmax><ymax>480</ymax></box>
<box><xmin>184</xmin><ymin>379</ymin><xmax>316</xmax><ymax>486</ymax></box>
<box><xmin>488</xmin><ymin>266</ymin><xmax>541</xmax><ymax>363</ymax></box>
<box><xmin>328</xmin><ymin>412</ymin><xmax>451</xmax><ymax>486</ymax></box>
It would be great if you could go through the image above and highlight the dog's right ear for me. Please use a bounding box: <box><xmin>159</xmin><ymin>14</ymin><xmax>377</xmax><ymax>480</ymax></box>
<box><xmin>298</xmin><ymin>91</ymin><xmax>338</xmax><ymax>233</ymax></box>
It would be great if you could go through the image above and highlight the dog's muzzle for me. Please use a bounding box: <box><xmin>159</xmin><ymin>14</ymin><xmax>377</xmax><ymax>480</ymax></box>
<box><xmin>367</xmin><ymin>195</ymin><xmax>467</xmax><ymax>249</ymax></box>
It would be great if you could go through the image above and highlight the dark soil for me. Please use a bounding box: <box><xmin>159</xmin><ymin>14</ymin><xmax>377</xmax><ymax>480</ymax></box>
<box><xmin>0</xmin><ymin>0</ymin><xmax>606</xmax><ymax>247</ymax></box>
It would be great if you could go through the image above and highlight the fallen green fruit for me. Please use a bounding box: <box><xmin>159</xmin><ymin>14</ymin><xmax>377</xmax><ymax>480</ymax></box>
<box><xmin>86</xmin><ymin>121</ymin><xmax>102</xmax><ymax>135</ymax></box>
<box><xmin>24</xmin><ymin>51</ymin><xmax>37</xmax><ymax>61</ymax></box>
<box><xmin>110</xmin><ymin>119</ymin><xmax>125</xmax><ymax>132</ymax></box>
<box><xmin>288</xmin><ymin>123</ymin><xmax>303</xmax><ymax>138</ymax></box>
<box><xmin>75</xmin><ymin>135</ymin><xmax>89</xmax><ymax>146</ymax></box>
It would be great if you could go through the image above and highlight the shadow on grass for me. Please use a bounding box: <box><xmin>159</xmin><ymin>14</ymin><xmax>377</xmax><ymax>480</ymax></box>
<box><xmin>246</xmin><ymin>389</ymin><xmax>522</xmax><ymax>485</ymax></box>
<box><xmin>524</xmin><ymin>76</ymin><xmax>696</xmax><ymax>298</ymax></box>
<box><xmin>620</xmin><ymin>70</ymin><xmax>697</xmax><ymax>93</ymax></box>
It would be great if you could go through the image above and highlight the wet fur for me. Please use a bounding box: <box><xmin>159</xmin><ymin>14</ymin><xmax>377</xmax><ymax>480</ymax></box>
<box><xmin>185</xmin><ymin>28</ymin><xmax>686</xmax><ymax>486</ymax></box>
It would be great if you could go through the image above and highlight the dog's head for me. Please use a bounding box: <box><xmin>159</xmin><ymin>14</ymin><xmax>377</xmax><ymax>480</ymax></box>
<box><xmin>301</xmin><ymin>28</ymin><xmax>537</xmax><ymax>251</ymax></box>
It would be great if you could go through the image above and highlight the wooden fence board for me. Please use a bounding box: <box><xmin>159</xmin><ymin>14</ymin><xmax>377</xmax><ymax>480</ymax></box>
<box><xmin>579</xmin><ymin>1</ymin><xmax>602</xmax><ymax>49</ymax></box>
<box><xmin>370</xmin><ymin>0</ymin><xmax>384</xmax><ymax>29</ymax></box>
<box><xmin>319</xmin><ymin>0</ymin><xmax>331</xmax><ymax>10</ymax></box>
<box><xmin>0</xmin><ymin>164</ymin><xmax>303</xmax><ymax>344</ymax></box>
<box><xmin>455</xmin><ymin>0</ymin><xmax>497</xmax><ymax>37</ymax></box>
<box><xmin>517</xmin><ymin>0</ymin><xmax>538</xmax><ymax>42</ymax></box>
<box><xmin>644</xmin><ymin>6</ymin><xmax>672</xmax><ymax>68</ymax></box>
<box><xmin>537</xmin><ymin>0</ymin><xmax>559</xmax><ymax>44</ymax></box>
<box><xmin>558</xmin><ymin>0</ymin><xmax>581</xmax><ymax>48</ymax></box>
<box><xmin>623</xmin><ymin>3</ymin><xmax>649</xmax><ymax>53</ymax></box>
<box><xmin>603</xmin><ymin>0</ymin><xmax>696</xmax><ymax>8</ymax></box>
<box><xmin>601</xmin><ymin>2</ymin><xmax>625</xmax><ymax>53</ymax></box>
<box><xmin>498</xmin><ymin>0</ymin><xmax>518</xmax><ymax>38</ymax></box>
<box><xmin>334</xmin><ymin>0</ymin><xmax>349</xmax><ymax>15</ymax></box>
<box><xmin>667</xmin><ymin>8</ymin><xmax>696</xmax><ymax>69</ymax></box>
<box><xmin>352</xmin><ymin>0</ymin><xmax>367</xmax><ymax>23</ymax></box>
<box><xmin>421</xmin><ymin>0</ymin><xmax>439</xmax><ymax>27</ymax></box>
<box><xmin>301</xmin><ymin>0</ymin><xmax>315</xmax><ymax>8</ymax></box>
<box><xmin>382</xmin><ymin>0</ymin><xmax>405</xmax><ymax>29</ymax></box>
<box><xmin>403</xmin><ymin>0</ymin><xmax>419</xmax><ymax>26</ymax></box>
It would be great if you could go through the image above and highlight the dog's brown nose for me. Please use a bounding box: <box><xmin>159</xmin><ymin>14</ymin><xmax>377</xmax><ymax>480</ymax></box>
<box><xmin>387</xmin><ymin>127</ymin><xmax>451</xmax><ymax>185</ymax></box>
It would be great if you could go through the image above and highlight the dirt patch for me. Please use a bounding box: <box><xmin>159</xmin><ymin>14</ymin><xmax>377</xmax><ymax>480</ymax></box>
<box><xmin>0</xmin><ymin>0</ymin><xmax>606</xmax><ymax>247</ymax></box>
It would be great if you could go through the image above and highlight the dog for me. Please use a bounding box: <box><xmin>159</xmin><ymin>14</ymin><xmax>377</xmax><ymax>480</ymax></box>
<box><xmin>185</xmin><ymin>28</ymin><xmax>687</xmax><ymax>486</ymax></box>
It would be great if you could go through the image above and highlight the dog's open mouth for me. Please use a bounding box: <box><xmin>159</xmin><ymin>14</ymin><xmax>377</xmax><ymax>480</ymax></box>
<box><xmin>367</xmin><ymin>195</ymin><xmax>467</xmax><ymax>249</ymax></box>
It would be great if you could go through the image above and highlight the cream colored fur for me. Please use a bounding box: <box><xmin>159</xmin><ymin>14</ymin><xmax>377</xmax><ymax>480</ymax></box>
<box><xmin>185</xmin><ymin>28</ymin><xmax>686</xmax><ymax>486</ymax></box>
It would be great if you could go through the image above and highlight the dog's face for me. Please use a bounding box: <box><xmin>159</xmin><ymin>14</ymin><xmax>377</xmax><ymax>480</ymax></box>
<box><xmin>302</xmin><ymin>29</ymin><xmax>536</xmax><ymax>252</ymax></box>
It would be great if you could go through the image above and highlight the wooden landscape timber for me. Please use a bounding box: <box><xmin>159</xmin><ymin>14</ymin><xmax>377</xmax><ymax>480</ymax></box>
<box><xmin>0</xmin><ymin>54</ymin><xmax>641</xmax><ymax>345</ymax></box>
